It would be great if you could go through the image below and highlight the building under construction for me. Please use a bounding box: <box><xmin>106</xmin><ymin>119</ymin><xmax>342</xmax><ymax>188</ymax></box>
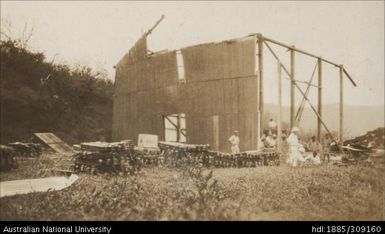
<box><xmin>112</xmin><ymin>16</ymin><xmax>356</xmax><ymax>152</ymax></box>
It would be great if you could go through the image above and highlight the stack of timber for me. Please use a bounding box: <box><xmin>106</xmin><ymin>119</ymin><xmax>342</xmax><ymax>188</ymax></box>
<box><xmin>72</xmin><ymin>140</ymin><xmax>281</xmax><ymax>174</ymax></box>
<box><xmin>159</xmin><ymin>141</ymin><xmax>280</xmax><ymax>168</ymax></box>
<box><xmin>205</xmin><ymin>149</ymin><xmax>280</xmax><ymax>168</ymax></box>
<box><xmin>158</xmin><ymin>141</ymin><xmax>211</xmax><ymax>168</ymax></box>
<box><xmin>133</xmin><ymin>145</ymin><xmax>161</xmax><ymax>167</ymax></box>
<box><xmin>79</xmin><ymin>140</ymin><xmax>132</xmax><ymax>152</ymax></box>
<box><xmin>72</xmin><ymin>140</ymin><xmax>140</xmax><ymax>175</ymax></box>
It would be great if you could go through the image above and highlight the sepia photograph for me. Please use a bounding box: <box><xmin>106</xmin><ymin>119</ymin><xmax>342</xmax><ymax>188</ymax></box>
<box><xmin>0</xmin><ymin>0</ymin><xmax>384</xmax><ymax>225</ymax></box>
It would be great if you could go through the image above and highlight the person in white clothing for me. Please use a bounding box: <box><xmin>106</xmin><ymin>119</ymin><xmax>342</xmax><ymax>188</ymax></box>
<box><xmin>229</xmin><ymin>130</ymin><xmax>240</xmax><ymax>154</ymax></box>
<box><xmin>286</xmin><ymin>126</ymin><xmax>306</xmax><ymax>167</ymax></box>
<box><xmin>268</xmin><ymin>118</ymin><xmax>277</xmax><ymax>134</ymax></box>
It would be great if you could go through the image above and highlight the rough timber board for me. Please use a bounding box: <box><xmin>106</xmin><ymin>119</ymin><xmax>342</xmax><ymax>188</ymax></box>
<box><xmin>33</xmin><ymin>133</ymin><xmax>73</xmax><ymax>155</ymax></box>
<box><xmin>0</xmin><ymin>174</ymin><xmax>78</xmax><ymax>198</ymax></box>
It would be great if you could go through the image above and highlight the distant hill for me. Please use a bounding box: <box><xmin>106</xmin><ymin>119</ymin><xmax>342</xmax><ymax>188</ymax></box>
<box><xmin>263</xmin><ymin>103</ymin><xmax>384</xmax><ymax>138</ymax></box>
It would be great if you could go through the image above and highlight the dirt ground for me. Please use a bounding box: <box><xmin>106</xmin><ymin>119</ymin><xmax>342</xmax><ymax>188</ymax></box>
<box><xmin>0</xmin><ymin>153</ymin><xmax>384</xmax><ymax>221</ymax></box>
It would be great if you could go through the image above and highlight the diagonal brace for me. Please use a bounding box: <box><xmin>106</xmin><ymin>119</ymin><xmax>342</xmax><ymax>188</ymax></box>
<box><xmin>264</xmin><ymin>40</ymin><xmax>338</xmax><ymax>145</ymax></box>
<box><xmin>295</xmin><ymin>61</ymin><xmax>318</xmax><ymax>122</ymax></box>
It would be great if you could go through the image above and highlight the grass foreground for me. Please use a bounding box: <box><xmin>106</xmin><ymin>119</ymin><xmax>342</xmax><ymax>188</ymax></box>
<box><xmin>0</xmin><ymin>153</ymin><xmax>384</xmax><ymax>220</ymax></box>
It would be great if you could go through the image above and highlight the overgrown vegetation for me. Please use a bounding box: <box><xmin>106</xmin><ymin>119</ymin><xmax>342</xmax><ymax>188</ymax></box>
<box><xmin>0</xmin><ymin>154</ymin><xmax>383</xmax><ymax>220</ymax></box>
<box><xmin>0</xmin><ymin>37</ymin><xmax>114</xmax><ymax>144</ymax></box>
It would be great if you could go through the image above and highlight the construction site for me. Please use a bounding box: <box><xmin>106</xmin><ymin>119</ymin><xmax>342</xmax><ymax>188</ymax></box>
<box><xmin>112</xmin><ymin>15</ymin><xmax>356</xmax><ymax>153</ymax></box>
<box><xmin>0</xmin><ymin>8</ymin><xmax>384</xmax><ymax>222</ymax></box>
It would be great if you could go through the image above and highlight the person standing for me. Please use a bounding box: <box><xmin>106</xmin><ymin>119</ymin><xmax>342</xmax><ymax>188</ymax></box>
<box><xmin>286</xmin><ymin>127</ymin><xmax>305</xmax><ymax>167</ymax></box>
<box><xmin>322</xmin><ymin>134</ymin><xmax>332</xmax><ymax>163</ymax></box>
<box><xmin>229</xmin><ymin>130</ymin><xmax>240</xmax><ymax>154</ymax></box>
<box><xmin>268</xmin><ymin>118</ymin><xmax>277</xmax><ymax>134</ymax></box>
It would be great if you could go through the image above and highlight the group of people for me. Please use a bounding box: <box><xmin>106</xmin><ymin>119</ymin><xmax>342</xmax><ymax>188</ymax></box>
<box><xmin>285</xmin><ymin>127</ymin><xmax>333</xmax><ymax>167</ymax></box>
<box><xmin>228</xmin><ymin>118</ymin><xmax>334</xmax><ymax>167</ymax></box>
<box><xmin>227</xmin><ymin>118</ymin><xmax>288</xmax><ymax>153</ymax></box>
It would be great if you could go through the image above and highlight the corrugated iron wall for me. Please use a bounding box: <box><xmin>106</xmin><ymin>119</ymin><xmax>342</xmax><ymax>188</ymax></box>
<box><xmin>113</xmin><ymin>36</ymin><xmax>259</xmax><ymax>152</ymax></box>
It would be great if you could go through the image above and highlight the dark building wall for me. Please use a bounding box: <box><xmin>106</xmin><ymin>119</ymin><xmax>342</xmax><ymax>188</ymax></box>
<box><xmin>112</xmin><ymin>36</ymin><xmax>259</xmax><ymax>152</ymax></box>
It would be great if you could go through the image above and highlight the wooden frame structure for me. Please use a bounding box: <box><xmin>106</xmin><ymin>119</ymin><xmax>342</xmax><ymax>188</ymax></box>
<box><xmin>254</xmin><ymin>33</ymin><xmax>357</xmax><ymax>147</ymax></box>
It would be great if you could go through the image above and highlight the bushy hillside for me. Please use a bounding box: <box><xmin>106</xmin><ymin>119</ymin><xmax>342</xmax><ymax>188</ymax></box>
<box><xmin>0</xmin><ymin>39</ymin><xmax>114</xmax><ymax>144</ymax></box>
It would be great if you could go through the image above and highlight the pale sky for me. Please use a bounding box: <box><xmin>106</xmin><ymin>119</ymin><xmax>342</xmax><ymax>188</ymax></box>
<box><xmin>1</xmin><ymin>1</ymin><xmax>384</xmax><ymax>106</ymax></box>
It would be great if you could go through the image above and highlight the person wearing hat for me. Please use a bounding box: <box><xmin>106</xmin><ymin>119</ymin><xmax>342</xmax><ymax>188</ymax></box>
<box><xmin>228</xmin><ymin>130</ymin><xmax>240</xmax><ymax>154</ymax></box>
<box><xmin>268</xmin><ymin>118</ymin><xmax>277</xmax><ymax>134</ymax></box>
<box><xmin>286</xmin><ymin>126</ymin><xmax>305</xmax><ymax>167</ymax></box>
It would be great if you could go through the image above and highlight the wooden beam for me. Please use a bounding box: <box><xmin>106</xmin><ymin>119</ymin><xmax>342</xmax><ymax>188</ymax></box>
<box><xmin>254</xmin><ymin>36</ymin><xmax>261</xmax><ymax>149</ymax></box>
<box><xmin>145</xmin><ymin>14</ymin><xmax>165</xmax><ymax>36</ymax></box>
<box><xmin>343</xmin><ymin>68</ymin><xmax>357</xmax><ymax>87</ymax></box>
<box><xmin>162</xmin><ymin>115</ymin><xmax>166</xmax><ymax>141</ymax></box>
<box><xmin>295</xmin><ymin>61</ymin><xmax>318</xmax><ymax>122</ymax></box>
<box><xmin>263</xmin><ymin>36</ymin><xmax>357</xmax><ymax>87</ymax></box>
<box><xmin>263</xmin><ymin>41</ymin><xmax>291</xmax><ymax>80</ymax></box>
<box><xmin>277</xmin><ymin>61</ymin><xmax>282</xmax><ymax>153</ymax></box>
<box><xmin>180</xmin><ymin>128</ymin><xmax>187</xmax><ymax>137</ymax></box>
<box><xmin>176</xmin><ymin>114</ymin><xmax>180</xmax><ymax>142</ymax></box>
<box><xmin>264</xmin><ymin>41</ymin><xmax>338</xmax><ymax>144</ymax></box>
<box><xmin>317</xmin><ymin>58</ymin><xmax>322</xmax><ymax>141</ymax></box>
<box><xmin>264</xmin><ymin>36</ymin><xmax>338</xmax><ymax>66</ymax></box>
<box><xmin>257</xmin><ymin>33</ymin><xmax>264</xmax><ymax>133</ymax></box>
<box><xmin>340</xmin><ymin>65</ymin><xmax>344</xmax><ymax>145</ymax></box>
<box><xmin>281</xmin><ymin>76</ymin><xmax>320</xmax><ymax>88</ymax></box>
<box><xmin>292</xmin><ymin>79</ymin><xmax>320</xmax><ymax>88</ymax></box>
<box><xmin>293</xmin><ymin>75</ymin><xmax>338</xmax><ymax>145</ymax></box>
<box><xmin>164</xmin><ymin>115</ymin><xmax>178</xmax><ymax>130</ymax></box>
<box><xmin>290</xmin><ymin>47</ymin><xmax>295</xmax><ymax>129</ymax></box>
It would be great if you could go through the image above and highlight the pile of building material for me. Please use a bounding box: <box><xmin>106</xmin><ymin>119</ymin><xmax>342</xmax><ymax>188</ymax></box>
<box><xmin>158</xmin><ymin>141</ymin><xmax>280</xmax><ymax>168</ymax></box>
<box><xmin>335</xmin><ymin>128</ymin><xmax>384</xmax><ymax>162</ymax></box>
<box><xmin>159</xmin><ymin>141</ymin><xmax>210</xmax><ymax>152</ymax></box>
<box><xmin>133</xmin><ymin>145</ymin><xmax>161</xmax><ymax>167</ymax></box>
<box><xmin>210</xmin><ymin>150</ymin><xmax>280</xmax><ymax>167</ymax></box>
<box><xmin>78</xmin><ymin>140</ymin><xmax>132</xmax><ymax>152</ymax></box>
<box><xmin>0</xmin><ymin>145</ymin><xmax>18</xmax><ymax>171</ymax></box>
<box><xmin>1</xmin><ymin>142</ymin><xmax>43</xmax><ymax>172</ymax></box>
<box><xmin>7</xmin><ymin>142</ymin><xmax>42</xmax><ymax>157</ymax></box>
<box><xmin>324</xmin><ymin>128</ymin><xmax>385</xmax><ymax>167</ymax></box>
<box><xmin>158</xmin><ymin>141</ymin><xmax>210</xmax><ymax>167</ymax></box>
<box><xmin>344</xmin><ymin>128</ymin><xmax>384</xmax><ymax>149</ymax></box>
<box><xmin>72</xmin><ymin>140</ymin><xmax>140</xmax><ymax>175</ymax></box>
<box><xmin>132</xmin><ymin>134</ymin><xmax>161</xmax><ymax>166</ymax></box>
<box><xmin>71</xmin><ymin>138</ymin><xmax>281</xmax><ymax>174</ymax></box>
